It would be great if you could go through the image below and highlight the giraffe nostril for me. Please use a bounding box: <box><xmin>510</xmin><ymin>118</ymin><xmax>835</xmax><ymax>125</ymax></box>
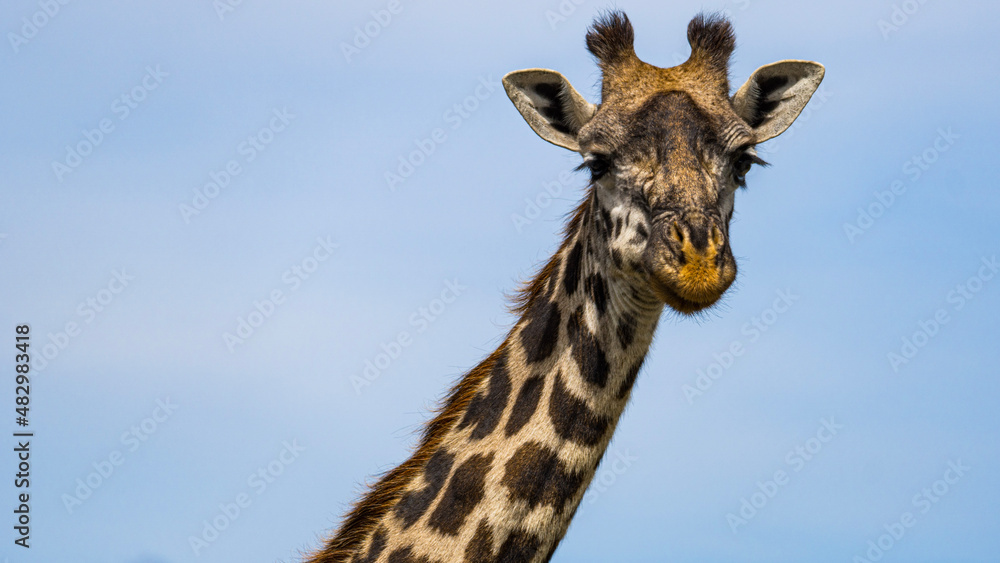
<box><xmin>671</xmin><ymin>222</ymin><xmax>685</xmax><ymax>244</ymax></box>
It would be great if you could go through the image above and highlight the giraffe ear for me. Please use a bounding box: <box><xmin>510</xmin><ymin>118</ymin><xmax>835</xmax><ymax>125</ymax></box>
<box><xmin>732</xmin><ymin>60</ymin><xmax>825</xmax><ymax>143</ymax></box>
<box><xmin>502</xmin><ymin>69</ymin><xmax>596</xmax><ymax>152</ymax></box>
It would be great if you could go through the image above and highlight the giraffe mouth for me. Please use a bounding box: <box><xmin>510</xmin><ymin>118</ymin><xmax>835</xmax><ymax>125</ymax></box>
<box><xmin>643</xmin><ymin>213</ymin><xmax>737</xmax><ymax>314</ymax></box>
<box><xmin>647</xmin><ymin>253</ymin><xmax>735</xmax><ymax>314</ymax></box>
<box><xmin>648</xmin><ymin>276</ymin><xmax>723</xmax><ymax>314</ymax></box>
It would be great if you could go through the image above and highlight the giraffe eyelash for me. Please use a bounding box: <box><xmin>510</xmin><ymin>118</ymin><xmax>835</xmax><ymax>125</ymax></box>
<box><xmin>733</xmin><ymin>152</ymin><xmax>769</xmax><ymax>187</ymax></box>
<box><xmin>578</xmin><ymin>153</ymin><xmax>613</xmax><ymax>181</ymax></box>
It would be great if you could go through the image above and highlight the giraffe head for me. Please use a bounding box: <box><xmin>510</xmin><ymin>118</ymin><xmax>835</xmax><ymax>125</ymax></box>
<box><xmin>503</xmin><ymin>12</ymin><xmax>823</xmax><ymax>314</ymax></box>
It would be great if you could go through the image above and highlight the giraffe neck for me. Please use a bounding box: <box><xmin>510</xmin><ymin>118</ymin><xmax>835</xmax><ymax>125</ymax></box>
<box><xmin>311</xmin><ymin>190</ymin><xmax>664</xmax><ymax>563</ymax></box>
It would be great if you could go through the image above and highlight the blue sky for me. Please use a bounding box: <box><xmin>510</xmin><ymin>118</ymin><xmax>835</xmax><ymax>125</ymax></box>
<box><xmin>1</xmin><ymin>1</ymin><xmax>998</xmax><ymax>562</ymax></box>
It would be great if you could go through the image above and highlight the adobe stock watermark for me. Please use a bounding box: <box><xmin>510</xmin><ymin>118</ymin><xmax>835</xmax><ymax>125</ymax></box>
<box><xmin>223</xmin><ymin>236</ymin><xmax>339</xmax><ymax>352</ymax></box>
<box><xmin>189</xmin><ymin>440</ymin><xmax>305</xmax><ymax>556</ymax></box>
<box><xmin>726</xmin><ymin>417</ymin><xmax>844</xmax><ymax>533</ymax></box>
<box><xmin>887</xmin><ymin>254</ymin><xmax>997</xmax><ymax>372</ymax></box>
<box><xmin>213</xmin><ymin>0</ymin><xmax>247</xmax><ymax>22</ymax></box>
<box><xmin>51</xmin><ymin>65</ymin><xmax>168</xmax><ymax>182</ymax></box>
<box><xmin>510</xmin><ymin>168</ymin><xmax>577</xmax><ymax>233</ymax></box>
<box><xmin>32</xmin><ymin>269</ymin><xmax>136</xmax><ymax>373</ymax></box>
<box><xmin>384</xmin><ymin>76</ymin><xmax>498</xmax><ymax>191</ymax></box>
<box><xmin>8</xmin><ymin>0</ymin><xmax>73</xmax><ymax>54</ymax></box>
<box><xmin>851</xmin><ymin>459</ymin><xmax>969</xmax><ymax>562</ymax></box>
<box><xmin>878</xmin><ymin>0</ymin><xmax>933</xmax><ymax>40</ymax></box>
<box><xmin>351</xmin><ymin>279</ymin><xmax>467</xmax><ymax>394</ymax></box>
<box><xmin>682</xmin><ymin>289</ymin><xmax>800</xmax><ymax>404</ymax></box>
<box><xmin>544</xmin><ymin>0</ymin><xmax>588</xmax><ymax>30</ymax></box>
<box><xmin>341</xmin><ymin>0</ymin><xmax>404</xmax><ymax>63</ymax></box>
<box><xmin>577</xmin><ymin>446</ymin><xmax>638</xmax><ymax>515</ymax></box>
<box><xmin>843</xmin><ymin>127</ymin><xmax>958</xmax><ymax>243</ymax></box>
<box><xmin>179</xmin><ymin>107</ymin><xmax>295</xmax><ymax>223</ymax></box>
<box><xmin>718</xmin><ymin>0</ymin><xmax>752</xmax><ymax>21</ymax></box>
<box><xmin>61</xmin><ymin>397</ymin><xmax>178</xmax><ymax>514</ymax></box>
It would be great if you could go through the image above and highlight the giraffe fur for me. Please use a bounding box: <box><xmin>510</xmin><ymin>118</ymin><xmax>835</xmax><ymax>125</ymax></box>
<box><xmin>304</xmin><ymin>10</ymin><xmax>823</xmax><ymax>563</ymax></box>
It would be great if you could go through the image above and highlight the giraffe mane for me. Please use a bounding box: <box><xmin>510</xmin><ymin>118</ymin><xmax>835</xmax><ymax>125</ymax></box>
<box><xmin>306</xmin><ymin>190</ymin><xmax>592</xmax><ymax>562</ymax></box>
<box><xmin>508</xmin><ymin>188</ymin><xmax>592</xmax><ymax>315</ymax></box>
<box><xmin>305</xmin><ymin>348</ymin><xmax>501</xmax><ymax>562</ymax></box>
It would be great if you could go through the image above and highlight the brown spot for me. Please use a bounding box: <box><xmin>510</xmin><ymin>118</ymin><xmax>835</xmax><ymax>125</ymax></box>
<box><xmin>520</xmin><ymin>299</ymin><xmax>562</xmax><ymax>364</ymax></box>
<box><xmin>566</xmin><ymin>307</ymin><xmax>610</xmax><ymax>388</ymax></box>
<box><xmin>549</xmin><ymin>371</ymin><xmax>612</xmax><ymax>446</ymax></box>
<box><xmin>464</xmin><ymin>519</ymin><xmax>494</xmax><ymax>563</ymax></box>
<box><xmin>617</xmin><ymin>313</ymin><xmax>636</xmax><ymax>349</ymax></box>
<box><xmin>495</xmin><ymin>529</ymin><xmax>542</xmax><ymax>562</ymax></box>
<box><xmin>458</xmin><ymin>351</ymin><xmax>512</xmax><ymax>440</ymax></box>
<box><xmin>616</xmin><ymin>360</ymin><xmax>644</xmax><ymax>399</ymax></box>
<box><xmin>611</xmin><ymin>248</ymin><xmax>624</xmax><ymax>269</ymax></box>
<box><xmin>505</xmin><ymin>375</ymin><xmax>544</xmax><ymax>437</ymax></box>
<box><xmin>428</xmin><ymin>453</ymin><xmax>495</xmax><ymax>536</ymax></box>
<box><xmin>600</xmin><ymin>208</ymin><xmax>613</xmax><ymax>237</ymax></box>
<box><xmin>464</xmin><ymin>520</ymin><xmax>543</xmax><ymax>563</ymax></box>
<box><xmin>393</xmin><ymin>448</ymin><xmax>455</xmax><ymax>529</ymax></box>
<box><xmin>563</xmin><ymin>240</ymin><xmax>584</xmax><ymax>295</ymax></box>
<box><xmin>585</xmin><ymin>273</ymin><xmax>609</xmax><ymax>316</ymax></box>
<box><xmin>351</xmin><ymin>526</ymin><xmax>387</xmax><ymax>563</ymax></box>
<box><xmin>387</xmin><ymin>546</ymin><xmax>440</xmax><ymax>563</ymax></box>
<box><xmin>501</xmin><ymin>441</ymin><xmax>586</xmax><ymax>514</ymax></box>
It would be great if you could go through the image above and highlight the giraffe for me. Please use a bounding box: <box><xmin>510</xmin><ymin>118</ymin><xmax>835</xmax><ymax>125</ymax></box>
<box><xmin>306</xmin><ymin>11</ymin><xmax>824</xmax><ymax>563</ymax></box>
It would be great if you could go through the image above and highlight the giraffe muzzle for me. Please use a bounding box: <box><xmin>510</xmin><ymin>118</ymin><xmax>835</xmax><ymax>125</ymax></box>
<box><xmin>644</xmin><ymin>213</ymin><xmax>737</xmax><ymax>314</ymax></box>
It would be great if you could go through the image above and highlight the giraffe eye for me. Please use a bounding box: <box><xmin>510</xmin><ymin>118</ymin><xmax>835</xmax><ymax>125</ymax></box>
<box><xmin>732</xmin><ymin>151</ymin><xmax>767</xmax><ymax>187</ymax></box>
<box><xmin>734</xmin><ymin>155</ymin><xmax>752</xmax><ymax>184</ymax></box>
<box><xmin>581</xmin><ymin>153</ymin><xmax>612</xmax><ymax>181</ymax></box>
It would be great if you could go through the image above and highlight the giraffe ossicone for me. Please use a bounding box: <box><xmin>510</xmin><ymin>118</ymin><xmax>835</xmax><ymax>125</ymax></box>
<box><xmin>306</xmin><ymin>11</ymin><xmax>823</xmax><ymax>563</ymax></box>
